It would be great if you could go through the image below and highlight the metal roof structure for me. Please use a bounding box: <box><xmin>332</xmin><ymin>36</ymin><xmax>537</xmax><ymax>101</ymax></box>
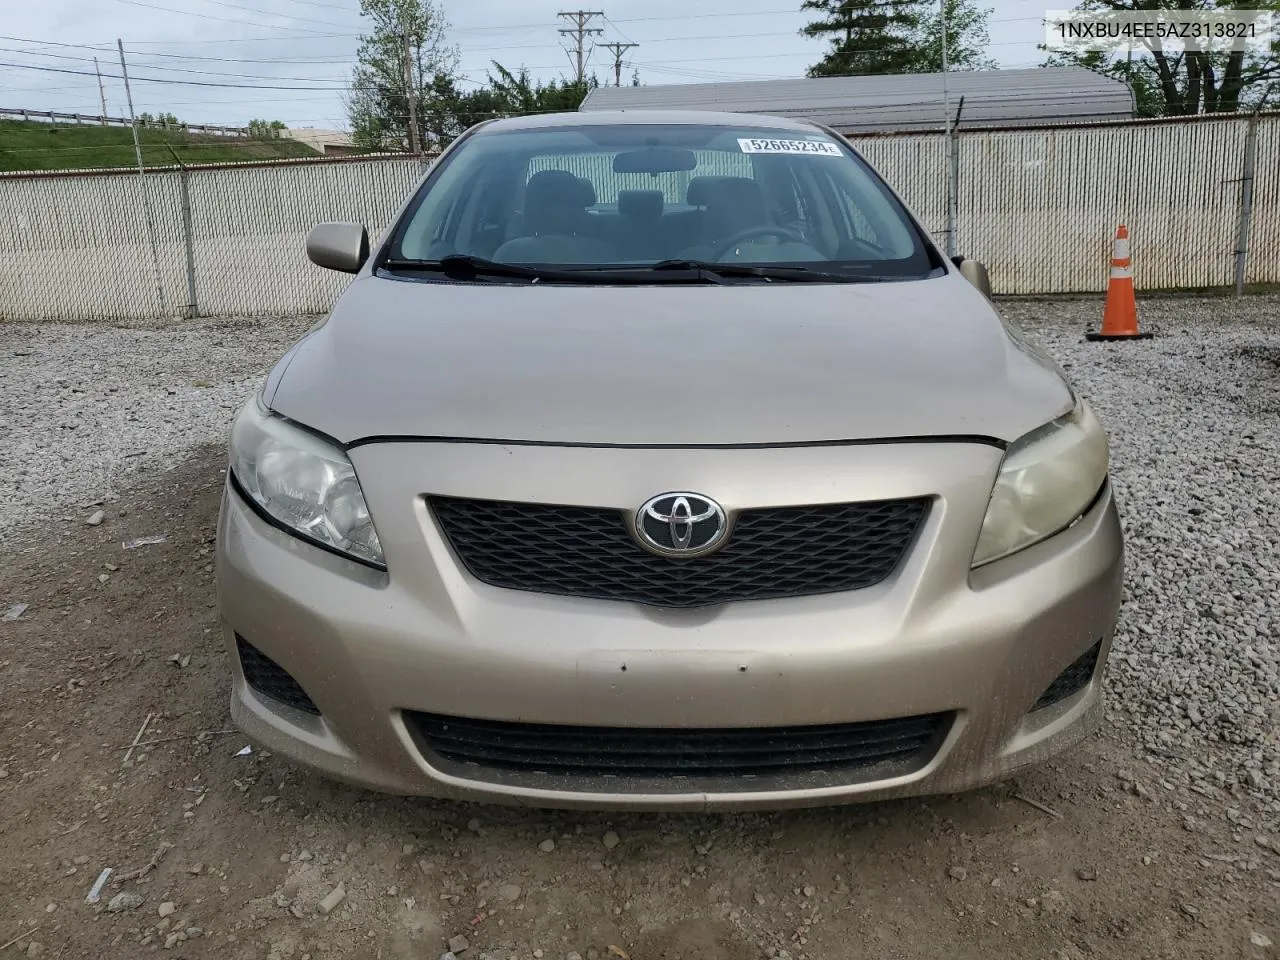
<box><xmin>579</xmin><ymin>68</ymin><xmax>1135</xmax><ymax>134</ymax></box>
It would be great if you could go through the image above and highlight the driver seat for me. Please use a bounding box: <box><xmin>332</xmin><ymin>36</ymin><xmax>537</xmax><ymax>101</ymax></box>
<box><xmin>685</xmin><ymin>177</ymin><xmax>771</xmax><ymax>258</ymax></box>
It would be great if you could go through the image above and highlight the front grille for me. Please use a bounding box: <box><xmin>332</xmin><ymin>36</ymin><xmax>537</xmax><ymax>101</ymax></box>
<box><xmin>429</xmin><ymin>496</ymin><xmax>928</xmax><ymax>608</ymax></box>
<box><xmin>1033</xmin><ymin>641</ymin><xmax>1102</xmax><ymax>711</ymax></box>
<box><xmin>236</xmin><ymin>636</ymin><xmax>321</xmax><ymax>716</ymax></box>
<box><xmin>408</xmin><ymin>711</ymin><xmax>953</xmax><ymax>784</ymax></box>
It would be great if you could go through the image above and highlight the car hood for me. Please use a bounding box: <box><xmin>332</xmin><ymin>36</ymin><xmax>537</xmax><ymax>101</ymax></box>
<box><xmin>268</xmin><ymin>272</ymin><xmax>1073</xmax><ymax>447</ymax></box>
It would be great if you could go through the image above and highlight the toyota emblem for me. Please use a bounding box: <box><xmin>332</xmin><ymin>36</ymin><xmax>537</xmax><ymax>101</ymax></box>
<box><xmin>635</xmin><ymin>493</ymin><xmax>728</xmax><ymax>557</ymax></box>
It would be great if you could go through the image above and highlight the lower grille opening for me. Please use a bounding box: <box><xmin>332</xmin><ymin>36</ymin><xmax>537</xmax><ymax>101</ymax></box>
<box><xmin>236</xmin><ymin>635</ymin><xmax>321</xmax><ymax>717</ymax></box>
<box><xmin>407</xmin><ymin>711</ymin><xmax>953</xmax><ymax>788</ymax></box>
<box><xmin>1033</xmin><ymin>641</ymin><xmax>1102</xmax><ymax>712</ymax></box>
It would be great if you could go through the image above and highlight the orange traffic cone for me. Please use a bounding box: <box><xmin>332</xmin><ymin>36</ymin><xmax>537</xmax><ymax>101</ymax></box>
<box><xmin>1087</xmin><ymin>225</ymin><xmax>1151</xmax><ymax>341</ymax></box>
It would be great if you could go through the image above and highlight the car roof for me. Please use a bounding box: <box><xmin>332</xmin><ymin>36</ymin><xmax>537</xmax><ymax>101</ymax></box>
<box><xmin>473</xmin><ymin>109</ymin><xmax>826</xmax><ymax>135</ymax></box>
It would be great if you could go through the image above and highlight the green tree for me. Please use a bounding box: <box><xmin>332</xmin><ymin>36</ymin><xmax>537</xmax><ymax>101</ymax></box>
<box><xmin>345</xmin><ymin>0</ymin><xmax>459</xmax><ymax>151</ymax></box>
<box><xmin>801</xmin><ymin>0</ymin><xmax>927</xmax><ymax>76</ymax></box>
<box><xmin>1042</xmin><ymin>0</ymin><xmax>1280</xmax><ymax>115</ymax></box>
<box><xmin>801</xmin><ymin>0</ymin><xmax>995</xmax><ymax>76</ymax></box>
<box><xmin>247</xmin><ymin>118</ymin><xmax>287</xmax><ymax>139</ymax></box>
<box><xmin>136</xmin><ymin>111</ymin><xmax>181</xmax><ymax>127</ymax></box>
<box><xmin>918</xmin><ymin>0</ymin><xmax>998</xmax><ymax>71</ymax></box>
<box><xmin>418</xmin><ymin>74</ymin><xmax>505</xmax><ymax>143</ymax></box>
<box><xmin>487</xmin><ymin>62</ymin><xmax>597</xmax><ymax>115</ymax></box>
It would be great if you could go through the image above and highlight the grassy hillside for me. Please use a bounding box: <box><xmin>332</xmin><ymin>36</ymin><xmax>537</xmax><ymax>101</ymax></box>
<box><xmin>0</xmin><ymin>120</ymin><xmax>323</xmax><ymax>172</ymax></box>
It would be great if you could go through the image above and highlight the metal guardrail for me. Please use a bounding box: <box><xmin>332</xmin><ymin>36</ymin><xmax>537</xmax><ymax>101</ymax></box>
<box><xmin>0</xmin><ymin>150</ymin><xmax>438</xmax><ymax>181</ymax></box>
<box><xmin>0</xmin><ymin>106</ymin><xmax>249</xmax><ymax>138</ymax></box>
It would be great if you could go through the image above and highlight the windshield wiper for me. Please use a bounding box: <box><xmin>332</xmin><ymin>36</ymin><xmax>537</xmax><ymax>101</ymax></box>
<box><xmin>648</xmin><ymin>260</ymin><xmax>894</xmax><ymax>283</ymax></box>
<box><xmin>380</xmin><ymin>254</ymin><xmax>903</xmax><ymax>285</ymax></box>
<box><xmin>380</xmin><ymin>254</ymin><xmax>587</xmax><ymax>283</ymax></box>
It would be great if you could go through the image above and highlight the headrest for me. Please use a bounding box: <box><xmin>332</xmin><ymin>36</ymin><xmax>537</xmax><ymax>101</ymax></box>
<box><xmin>686</xmin><ymin>176</ymin><xmax>725</xmax><ymax>207</ymax></box>
<box><xmin>706</xmin><ymin>177</ymin><xmax>766</xmax><ymax>215</ymax></box>
<box><xmin>617</xmin><ymin>190</ymin><xmax>664</xmax><ymax>222</ymax></box>
<box><xmin>576</xmin><ymin>177</ymin><xmax>597</xmax><ymax>206</ymax></box>
<box><xmin>698</xmin><ymin>176</ymin><xmax>769</xmax><ymax>237</ymax></box>
<box><xmin>524</xmin><ymin>170</ymin><xmax>590</xmax><ymax>236</ymax></box>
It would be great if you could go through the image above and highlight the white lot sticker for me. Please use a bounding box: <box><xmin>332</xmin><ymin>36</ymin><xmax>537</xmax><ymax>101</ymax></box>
<box><xmin>737</xmin><ymin>137</ymin><xmax>843</xmax><ymax>156</ymax></box>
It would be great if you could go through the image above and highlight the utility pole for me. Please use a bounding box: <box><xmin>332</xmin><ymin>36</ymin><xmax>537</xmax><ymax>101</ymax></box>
<box><xmin>401</xmin><ymin>32</ymin><xmax>422</xmax><ymax>155</ymax></box>
<box><xmin>94</xmin><ymin>57</ymin><xmax>108</xmax><ymax>123</ymax></box>
<box><xmin>117</xmin><ymin>38</ymin><xmax>167</xmax><ymax>315</ymax></box>
<box><xmin>558</xmin><ymin>10</ymin><xmax>604</xmax><ymax>84</ymax></box>
<box><xmin>117</xmin><ymin>41</ymin><xmax>146</xmax><ymax>176</ymax></box>
<box><xmin>600</xmin><ymin>41</ymin><xmax>638</xmax><ymax>87</ymax></box>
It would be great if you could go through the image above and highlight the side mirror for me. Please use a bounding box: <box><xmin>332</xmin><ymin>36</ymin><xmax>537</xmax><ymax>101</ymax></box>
<box><xmin>306</xmin><ymin>221</ymin><xmax>369</xmax><ymax>274</ymax></box>
<box><xmin>953</xmin><ymin>256</ymin><xmax>992</xmax><ymax>299</ymax></box>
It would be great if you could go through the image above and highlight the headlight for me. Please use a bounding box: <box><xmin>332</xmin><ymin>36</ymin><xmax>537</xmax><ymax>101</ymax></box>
<box><xmin>229</xmin><ymin>395</ymin><xmax>385</xmax><ymax>568</ymax></box>
<box><xmin>972</xmin><ymin>396</ymin><xmax>1108</xmax><ymax>568</ymax></box>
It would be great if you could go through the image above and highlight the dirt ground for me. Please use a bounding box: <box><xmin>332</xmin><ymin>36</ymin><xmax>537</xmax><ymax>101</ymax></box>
<box><xmin>0</xmin><ymin>446</ymin><xmax>1277</xmax><ymax>960</ymax></box>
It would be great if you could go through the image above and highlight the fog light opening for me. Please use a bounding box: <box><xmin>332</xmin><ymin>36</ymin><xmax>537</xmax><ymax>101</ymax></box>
<box><xmin>1032</xmin><ymin>640</ymin><xmax>1103</xmax><ymax>712</ymax></box>
<box><xmin>236</xmin><ymin>635</ymin><xmax>322</xmax><ymax>717</ymax></box>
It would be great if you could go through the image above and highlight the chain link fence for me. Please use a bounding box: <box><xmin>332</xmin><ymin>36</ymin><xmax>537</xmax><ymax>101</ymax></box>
<box><xmin>851</xmin><ymin>113</ymin><xmax>1277</xmax><ymax>295</ymax></box>
<box><xmin>2</xmin><ymin>114</ymin><xmax>1278</xmax><ymax>322</ymax></box>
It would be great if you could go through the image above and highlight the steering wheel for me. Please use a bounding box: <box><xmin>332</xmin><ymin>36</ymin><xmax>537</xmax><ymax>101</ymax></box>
<box><xmin>708</xmin><ymin>225</ymin><xmax>810</xmax><ymax>260</ymax></box>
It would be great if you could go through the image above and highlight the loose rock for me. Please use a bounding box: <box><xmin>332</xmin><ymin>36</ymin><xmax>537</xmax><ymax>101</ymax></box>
<box><xmin>107</xmin><ymin>892</ymin><xmax>144</xmax><ymax>912</ymax></box>
<box><xmin>602</xmin><ymin>831</ymin><xmax>620</xmax><ymax>851</ymax></box>
<box><xmin>317</xmin><ymin>884</ymin><xmax>346</xmax><ymax>916</ymax></box>
<box><xmin>448</xmin><ymin>935</ymin><xmax>470</xmax><ymax>954</ymax></box>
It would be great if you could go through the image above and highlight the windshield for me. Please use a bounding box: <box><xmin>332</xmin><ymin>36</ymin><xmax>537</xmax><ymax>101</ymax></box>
<box><xmin>384</xmin><ymin>122</ymin><xmax>937</xmax><ymax>282</ymax></box>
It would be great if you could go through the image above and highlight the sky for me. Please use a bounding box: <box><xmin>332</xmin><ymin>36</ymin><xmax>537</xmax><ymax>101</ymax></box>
<box><xmin>1</xmin><ymin>0</ymin><xmax>1054</xmax><ymax>132</ymax></box>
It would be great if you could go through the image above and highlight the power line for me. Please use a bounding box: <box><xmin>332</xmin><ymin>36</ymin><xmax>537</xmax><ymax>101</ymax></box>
<box><xmin>0</xmin><ymin>45</ymin><xmax>350</xmax><ymax>82</ymax></box>
<box><xmin>113</xmin><ymin>0</ymin><xmax>350</xmax><ymax>35</ymax></box>
<box><xmin>271</xmin><ymin>0</ymin><xmax>363</xmax><ymax>11</ymax></box>
<box><xmin>453</xmin><ymin>8</ymin><xmax>803</xmax><ymax>35</ymax></box>
<box><xmin>181</xmin><ymin>0</ymin><xmax>362</xmax><ymax>31</ymax></box>
<box><xmin>103</xmin><ymin>34</ymin><xmax>353</xmax><ymax>44</ymax></box>
<box><xmin>0</xmin><ymin>37</ymin><xmax>356</xmax><ymax>64</ymax></box>
<box><xmin>601</xmin><ymin>13</ymin><xmax>638</xmax><ymax>46</ymax></box>
<box><xmin>0</xmin><ymin>60</ymin><xmax>351</xmax><ymax>89</ymax></box>
<box><xmin>1</xmin><ymin>13</ymin><xmax>1055</xmax><ymax>57</ymax></box>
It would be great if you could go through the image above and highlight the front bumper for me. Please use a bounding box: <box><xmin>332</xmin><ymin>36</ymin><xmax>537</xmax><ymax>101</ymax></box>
<box><xmin>215</xmin><ymin>440</ymin><xmax>1124</xmax><ymax>811</ymax></box>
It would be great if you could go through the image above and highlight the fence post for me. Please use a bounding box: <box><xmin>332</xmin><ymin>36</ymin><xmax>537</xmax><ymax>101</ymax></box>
<box><xmin>165</xmin><ymin>146</ymin><xmax>199</xmax><ymax>318</ymax></box>
<box><xmin>945</xmin><ymin>97</ymin><xmax>965</xmax><ymax>258</ymax></box>
<box><xmin>1233</xmin><ymin>90</ymin><xmax>1272</xmax><ymax>297</ymax></box>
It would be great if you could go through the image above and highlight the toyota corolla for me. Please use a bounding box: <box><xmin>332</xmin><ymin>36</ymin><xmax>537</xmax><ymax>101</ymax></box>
<box><xmin>215</xmin><ymin>110</ymin><xmax>1123</xmax><ymax>811</ymax></box>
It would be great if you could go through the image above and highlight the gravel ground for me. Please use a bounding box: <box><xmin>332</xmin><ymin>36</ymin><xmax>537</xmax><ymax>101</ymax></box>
<box><xmin>1</xmin><ymin>297</ymin><xmax>1278</xmax><ymax>811</ymax></box>
<box><xmin>1000</xmin><ymin>297</ymin><xmax>1280</xmax><ymax>809</ymax></box>
<box><xmin>0</xmin><ymin>315</ymin><xmax>318</xmax><ymax>537</ymax></box>
<box><xmin>1</xmin><ymin>298</ymin><xmax>1278</xmax><ymax>959</ymax></box>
